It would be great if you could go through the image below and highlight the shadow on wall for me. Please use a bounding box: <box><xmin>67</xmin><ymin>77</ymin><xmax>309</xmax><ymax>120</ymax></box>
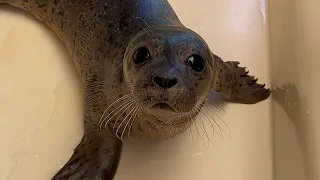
<box><xmin>272</xmin><ymin>84</ymin><xmax>307</xmax><ymax>180</ymax></box>
<box><xmin>269</xmin><ymin>0</ymin><xmax>320</xmax><ymax>179</ymax></box>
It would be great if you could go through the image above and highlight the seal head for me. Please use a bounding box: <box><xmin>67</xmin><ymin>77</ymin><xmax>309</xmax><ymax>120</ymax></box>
<box><xmin>122</xmin><ymin>25</ymin><xmax>214</xmax><ymax>137</ymax></box>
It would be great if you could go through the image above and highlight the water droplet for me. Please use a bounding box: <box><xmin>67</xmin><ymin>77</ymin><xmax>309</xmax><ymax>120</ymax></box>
<box><xmin>306</xmin><ymin>110</ymin><xmax>311</xmax><ymax>114</ymax></box>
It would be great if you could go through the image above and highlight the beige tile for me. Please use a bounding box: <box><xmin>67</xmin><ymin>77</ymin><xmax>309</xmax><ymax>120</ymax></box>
<box><xmin>0</xmin><ymin>0</ymin><xmax>272</xmax><ymax>180</ymax></box>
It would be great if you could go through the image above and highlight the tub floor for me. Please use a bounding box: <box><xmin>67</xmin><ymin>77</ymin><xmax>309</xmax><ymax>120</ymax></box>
<box><xmin>0</xmin><ymin>0</ymin><xmax>272</xmax><ymax>180</ymax></box>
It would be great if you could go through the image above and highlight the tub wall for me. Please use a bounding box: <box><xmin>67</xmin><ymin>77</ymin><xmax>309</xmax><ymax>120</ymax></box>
<box><xmin>268</xmin><ymin>0</ymin><xmax>320</xmax><ymax>180</ymax></box>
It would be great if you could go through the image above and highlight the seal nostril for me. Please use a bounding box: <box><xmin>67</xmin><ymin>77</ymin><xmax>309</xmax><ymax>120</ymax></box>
<box><xmin>153</xmin><ymin>76</ymin><xmax>178</xmax><ymax>88</ymax></box>
<box><xmin>168</xmin><ymin>79</ymin><xmax>178</xmax><ymax>88</ymax></box>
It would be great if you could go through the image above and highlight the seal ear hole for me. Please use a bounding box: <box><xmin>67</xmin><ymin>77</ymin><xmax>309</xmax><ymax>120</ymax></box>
<box><xmin>133</xmin><ymin>47</ymin><xmax>151</xmax><ymax>64</ymax></box>
<box><xmin>186</xmin><ymin>54</ymin><xmax>205</xmax><ymax>72</ymax></box>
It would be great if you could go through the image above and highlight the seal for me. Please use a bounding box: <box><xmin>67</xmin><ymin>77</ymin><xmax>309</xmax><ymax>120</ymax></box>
<box><xmin>0</xmin><ymin>0</ymin><xmax>271</xmax><ymax>179</ymax></box>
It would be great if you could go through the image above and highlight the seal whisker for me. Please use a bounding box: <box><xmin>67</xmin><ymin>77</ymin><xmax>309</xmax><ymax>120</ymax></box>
<box><xmin>195</xmin><ymin>105</ymin><xmax>224</xmax><ymax>140</ymax></box>
<box><xmin>185</xmin><ymin>113</ymin><xmax>195</xmax><ymax>141</ymax></box>
<box><xmin>186</xmin><ymin>97</ymin><xmax>210</xmax><ymax>144</ymax></box>
<box><xmin>203</xmin><ymin>105</ymin><xmax>232</xmax><ymax>139</ymax></box>
<box><xmin>194</xmin><ymin>97</ymin><xmax>219</xmax><ymax>131</ymax></box>
<box><xmin>172</xmin><ymin>112</ymin><xmax>186</xmax><ymax>137</ymax></box>
<box><xmin>128</xmin><ymin>107</ymin><xmax>141</xmax><ymax>139</ymax></box>
<box><xmin>99</xmin><ymin>93</ymin><xmax>133</xmax><ymax>125</ymax></box>
<box><xmin>102</xmin><ymin>98</ymin><xmax>135</xmax><ymax>132</ymax></box>
<box><xmin>197</xmin><ymin>112</ymin><xmax>212</xmax><ymax>146</ymax></box>
<box><xmin>191</xmin><ymin>107</ymin><xmax>209</xmax><ymax>145</ymax></box>
<box><xmin>112</xmin><ymin>100</ymin><xmax>136</xmax><ymax>133</ymax></box>
<box><xmin>108</xmin><ymin>100</ymin><xmax>135</xmax><ymax>132</ymax></box>
<box><xmin>99</xmin><ymin>95</ymin><xmax>134</xmax><ymax>129</ymax></box>
<box><xmin>201</xmin><ymin>111</ymin><xmax>220</xmax><ymax>139</ymax></box>
<box><xmin>179</xmin><ymin>113</ymin><xmax>190</xmax><ymax>142</ymax></box>
<box><xmin>99</xmin><ymin>93</ymin><xmax>133</xmax><ymax>126</ymax></box>
<box><xmin>187</xmin><ymin>114</ymin><xmax>196</xmax><ymax>146</ymax></box>
<box><xmin>107</xmin><ymin>89</ymin><xmax>132</xmax><ymax>100</ymax></box>
<box><xmin>121</xmin><ymin>106</ymin><xmax>140</xmax><ymax>143</ymax></box>
<box><xmin>193</xmin><ymin>114</ymin><xmax>205</xmax><ymax>145</ymax></box>
<box><xmin>115</xmin><ymin>104</ymin><xmax>138</xmax><ymax>140</ymax></box>
<box><xmin>135</xmin><ymin>16</ymin><xmax>156</xmax><ymax>40</ymax></box>
<box><xmin>206</xmin><ymin>100</ymin><xmax>226</xmax><ymax>113</ymax></box>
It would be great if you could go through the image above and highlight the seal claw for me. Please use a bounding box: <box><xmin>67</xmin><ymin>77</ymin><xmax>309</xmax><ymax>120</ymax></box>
<box><xmin>211</xmin><ymin>57</ymin><xmax>271</xmax><ymax>104</ymax></box>
<box><xmin>231</xmin><ymin>61</ymin><xmax>271</xmax><ymax>104</ymax></box>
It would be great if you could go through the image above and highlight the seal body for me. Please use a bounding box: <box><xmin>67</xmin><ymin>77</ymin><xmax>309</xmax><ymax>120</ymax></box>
<box><xmin>0</xmin><ymin>0</ymin><xmax>271</xmax><ymax>179</ymax></box>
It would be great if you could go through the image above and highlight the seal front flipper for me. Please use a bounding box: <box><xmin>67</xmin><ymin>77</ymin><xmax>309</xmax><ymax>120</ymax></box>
<box><xmin>52</xmin><ymin>131</ymin><xmax>122</xmax><ymax>180</ymax></box>
<box><xmin>211</xmin><ymin>53</ymin><xmax>271</xmax><ymax>104</ymax></box>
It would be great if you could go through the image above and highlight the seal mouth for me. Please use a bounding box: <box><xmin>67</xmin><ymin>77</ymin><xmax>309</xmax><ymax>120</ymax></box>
<box><xmin>150</xmin><ymin>103</ymin><xmax>176</xmax><ymax>112</ymax></box>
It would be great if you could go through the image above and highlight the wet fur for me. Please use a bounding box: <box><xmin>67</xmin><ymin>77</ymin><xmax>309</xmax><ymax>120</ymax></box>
<box><xmin>0</xmin><ymin>0</ymin><xmax>271</xmax><ymax>179</ymax></box>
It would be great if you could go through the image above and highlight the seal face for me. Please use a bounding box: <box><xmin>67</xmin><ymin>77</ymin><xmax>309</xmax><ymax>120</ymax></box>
<box><xmin>120</xmin><ymin>26</ymin><xmax>213</xmax><ymax>138</ymax></box>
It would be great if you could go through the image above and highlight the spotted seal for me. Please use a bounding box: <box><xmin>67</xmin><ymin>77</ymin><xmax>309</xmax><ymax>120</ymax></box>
<box><xmin>0</xmin><ymin>0</ymin><xmax>271</xmax><ymax>179</ymax></box>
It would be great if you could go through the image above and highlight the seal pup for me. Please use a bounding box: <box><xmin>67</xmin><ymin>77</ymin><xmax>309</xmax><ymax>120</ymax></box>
<box><xmin>0</xmin><ymin>0</ymin><xmax>271</xmax><ymax>179</ymax></box>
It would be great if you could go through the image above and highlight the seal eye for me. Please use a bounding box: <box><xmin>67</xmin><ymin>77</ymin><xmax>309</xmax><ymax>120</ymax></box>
<box><xmin>187</xmin><ymin>55</ymin><xmax>205</xmax><ymax>72</ymax></box>
<box><xmin>133</xmin><ymin>47</ymin><xmax>151</xmax><ymax>64</ymax></box>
